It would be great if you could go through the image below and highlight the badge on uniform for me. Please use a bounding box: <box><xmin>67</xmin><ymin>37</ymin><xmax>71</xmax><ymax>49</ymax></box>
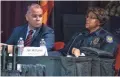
<box><xmin>106</xmin><ymin>35</ymin><xmax>113</xmax><ymax>43</ymax></box>
<box><xmin>92</xmin><ymin>37</ymin><xmax>100</xmax><ymax>45</ymax></box>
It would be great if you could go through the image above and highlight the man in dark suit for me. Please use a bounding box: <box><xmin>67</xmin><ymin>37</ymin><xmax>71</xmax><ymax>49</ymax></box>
<box><xmin>1</xmin><ymin>3</ymin><xmax>54</xmax><ymax>52</ymax></box>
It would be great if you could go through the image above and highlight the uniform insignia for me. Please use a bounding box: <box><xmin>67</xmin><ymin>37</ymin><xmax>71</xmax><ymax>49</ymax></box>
<box><xmin>92</xmin><ymin>37</ymin><xmax>100</xmax><ymax>45</ymax></box>
<box><xmin>106</xmin><ymin>35</ymin><xmax>113</xmax><ymax>43</ymax></box>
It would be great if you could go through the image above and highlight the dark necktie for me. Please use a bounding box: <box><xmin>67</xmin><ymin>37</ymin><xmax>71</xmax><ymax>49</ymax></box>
<box><xmin>24</xmin><ymin>30</ymin><xmax>33</xmax><ymax>46</ymax></box>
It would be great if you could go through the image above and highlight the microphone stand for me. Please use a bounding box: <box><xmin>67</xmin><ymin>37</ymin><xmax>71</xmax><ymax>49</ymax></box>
<box><xmin>12</xmin><ymin>45</ymin><xmax>18</xmax><ymax>70</ymax></box>
<box><xmin>1</xmin><ymin>45</ymin><xmax>8</xmax><ymax>70</ymax></box>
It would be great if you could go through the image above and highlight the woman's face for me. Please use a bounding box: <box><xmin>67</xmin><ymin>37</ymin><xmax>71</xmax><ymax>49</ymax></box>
<box><xmin>85</xmin><ymin>12</ymin><xmax>101</xmax><ymax>31</ymax></box>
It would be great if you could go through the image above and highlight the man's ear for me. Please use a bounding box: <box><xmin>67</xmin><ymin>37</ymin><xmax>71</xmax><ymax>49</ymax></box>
<box><xmin>25</xmin><ymin>14</ymin><xmax>28</xmax><ymax>21</ymax></box>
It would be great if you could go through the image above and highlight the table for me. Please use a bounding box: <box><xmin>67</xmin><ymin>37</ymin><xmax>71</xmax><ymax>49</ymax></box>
<box><xmin>2</xmin><ymin>56</ymin><xmax>115</xmax><ymax>76</ymax></box>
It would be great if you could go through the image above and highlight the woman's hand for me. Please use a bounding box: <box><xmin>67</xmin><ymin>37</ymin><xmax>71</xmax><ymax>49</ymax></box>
<box><xmin>72</xmin><ymin>47</ymin><xmax>80</xmax><ymax>57</ymax></box>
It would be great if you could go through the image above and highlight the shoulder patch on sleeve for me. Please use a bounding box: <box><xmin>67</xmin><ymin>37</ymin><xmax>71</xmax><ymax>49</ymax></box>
<box><xmin>106</xmin><ymin>35</ymin><xmax>113</xmax><ymax>43</ymax></box>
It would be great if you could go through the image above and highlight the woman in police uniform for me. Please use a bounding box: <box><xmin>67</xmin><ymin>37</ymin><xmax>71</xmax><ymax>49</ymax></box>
<box><xmin>60</xmin><ymin>7</ymin><xmax>119</xmax><ymax>57</ymax></box>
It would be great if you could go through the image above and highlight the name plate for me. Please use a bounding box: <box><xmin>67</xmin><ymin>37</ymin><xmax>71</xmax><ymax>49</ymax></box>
<box><xmin>22</xmin><ymin>47</ymin><xmax>48</xmax><ymax>56</ymax></box>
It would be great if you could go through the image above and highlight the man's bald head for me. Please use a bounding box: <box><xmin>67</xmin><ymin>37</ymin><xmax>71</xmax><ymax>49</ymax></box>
<box><xmin>26</xmin><ymin>3</ymin><xmax>43</xmax><ymax>14</ymax></box>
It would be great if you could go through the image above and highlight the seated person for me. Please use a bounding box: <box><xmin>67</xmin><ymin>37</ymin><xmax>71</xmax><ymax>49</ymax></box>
<box><xmin>60</xmin><ymin>7</ymin><xmax>119</xmax><ymax>57</ymax></box>
<box><xmin>0</xmin><ymin>3</ymin><xmax>55</xmax><ymax>53</ymax></box>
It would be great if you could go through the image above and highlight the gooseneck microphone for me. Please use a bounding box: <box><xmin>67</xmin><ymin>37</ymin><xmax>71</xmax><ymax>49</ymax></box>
<box><xmin>66</xmin><ymin>33</ymin><xmax>82</xmax><ymax>57</ymax></box>
<box><xmin>12</xmin><ymin>45</ymin><xmax>18</xmax><ymax>70</ymax></box>
<box><xmin>1</xmin><ymin>45</ymin><xmax>8</xmax><ymax>70</ymax></box>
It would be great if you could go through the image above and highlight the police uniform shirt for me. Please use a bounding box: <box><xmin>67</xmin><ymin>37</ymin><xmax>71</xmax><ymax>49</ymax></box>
<box><xmin>74</xmin><ymin>27</ymin><xmax>118</xmax><ymax>55</ymax></box>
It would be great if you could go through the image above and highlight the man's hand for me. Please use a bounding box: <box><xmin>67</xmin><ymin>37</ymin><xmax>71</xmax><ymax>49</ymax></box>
<box><xmin>72</xmin><ymin>47</ymin><xmax>80</xmax><ymax>57</ymax></box>
<box><xmin>8</xmin><ymin>45</ymin><xmax>13</xmax><ymax>53</ymax></box>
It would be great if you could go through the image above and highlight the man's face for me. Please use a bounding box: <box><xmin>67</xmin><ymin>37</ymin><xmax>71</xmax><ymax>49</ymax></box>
<box><xmin>26</xmin><ymin>7</ymin><xmax>43</xmax><ymax>28</ymax></box>
<box><xmin>85</xmin><ymin>12</ymin><xmax>100</xmax><ymax>30</ymax></box>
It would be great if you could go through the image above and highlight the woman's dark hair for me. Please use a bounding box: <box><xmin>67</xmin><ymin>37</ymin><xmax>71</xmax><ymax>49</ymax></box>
<box><xmin>86</xmin><ymin>7</ymin><xmax>109</xmax><ymax>26</ymax></box>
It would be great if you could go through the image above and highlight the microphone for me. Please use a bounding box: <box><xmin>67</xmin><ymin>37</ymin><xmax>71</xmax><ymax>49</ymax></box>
<box><xmin>12</xmin><ymin>45</ymin><xmax>18</xmax><ymax>70</ymax></box>
<box><xmin>1</xmin><ymin>45</ymin><xmax>8</xmax><ymax>70</ymax></box>
<box><xmin>66</xmin><ymin>33</ymin><xmax>83</xmax><ymax>57</ymax></box>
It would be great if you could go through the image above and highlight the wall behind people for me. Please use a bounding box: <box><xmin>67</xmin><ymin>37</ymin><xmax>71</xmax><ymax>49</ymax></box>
<box><xmin>1</xmin><ymin>1</ymin><xmax>38</xmax><ymax>43</ymax></box>
<box><xmin>1</xmin><ymin>1</ymin><xmax>109</xmax><ymax>43</ymax></box>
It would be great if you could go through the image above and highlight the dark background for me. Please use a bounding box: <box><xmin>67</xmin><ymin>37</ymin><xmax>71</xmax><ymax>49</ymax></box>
<box><xmin>2</xmin><ymin>1</ymin><xmax>119</xmax><ymax>44</ymax></box>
